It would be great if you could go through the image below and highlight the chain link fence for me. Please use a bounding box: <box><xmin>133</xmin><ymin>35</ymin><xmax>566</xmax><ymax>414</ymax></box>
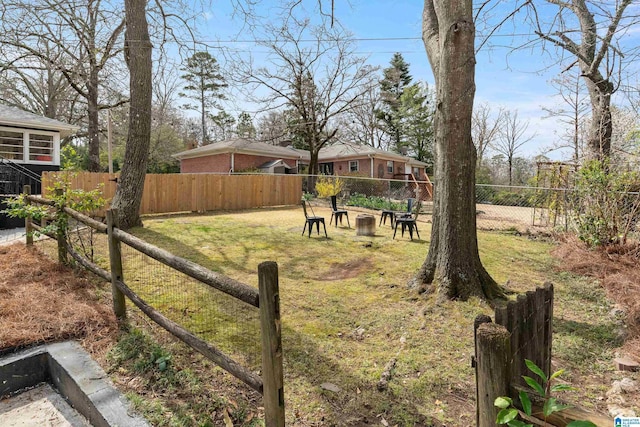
<box><xmin>300</xmin><ymin>174</ymin><xmax>640</xmax><ymax>238</ymax></box>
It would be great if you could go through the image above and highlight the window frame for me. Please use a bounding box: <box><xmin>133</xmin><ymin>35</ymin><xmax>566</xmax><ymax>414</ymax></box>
<box><xmin>0</xmin><ymin>126</ymin><xmax>59</xmax><ymax>165</ymax></box>
<box><xmin>349</xmin><ymin>160</ymin><xmax>359</xmax><ymax>172</ymax></box>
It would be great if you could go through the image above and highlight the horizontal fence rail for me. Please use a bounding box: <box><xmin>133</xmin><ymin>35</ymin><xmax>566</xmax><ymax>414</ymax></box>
<box><xmin>24</xmin><ymin>193</ymin><xmax>285</xmax><ymax>425</ymax></box>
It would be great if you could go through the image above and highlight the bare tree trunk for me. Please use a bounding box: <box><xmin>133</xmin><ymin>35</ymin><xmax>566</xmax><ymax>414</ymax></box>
<box><xmin>111</xmin><ymin>0</ymin><xmax>152</xmax><ymax>229</ymax></box>
<box><xmin>584</xmin><ymin>76</ymin><xmax>613</xmax><ymax>159</ymax></box>
<box><xmin>87</xmin><ymin>69</ymin><xmax>101</xmax><ymax>171</ymax></box>
<box><xmin>414</xmin><ymin>0</ymin><xmax>504</xmax><ymax>303</ymax></box>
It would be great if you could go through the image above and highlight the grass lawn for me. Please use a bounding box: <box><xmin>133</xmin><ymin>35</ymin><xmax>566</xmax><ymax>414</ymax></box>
<box><xmin>105</xmin><ymin>204</ymin><xmax>627</xmax><ymax>426</ymax></box>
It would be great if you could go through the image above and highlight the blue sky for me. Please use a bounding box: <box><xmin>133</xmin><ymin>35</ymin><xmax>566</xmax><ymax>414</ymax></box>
<box><xmin>194</xmin><ymin>0</ymin><xmax>640</xmax><ymax>161</ymax></box>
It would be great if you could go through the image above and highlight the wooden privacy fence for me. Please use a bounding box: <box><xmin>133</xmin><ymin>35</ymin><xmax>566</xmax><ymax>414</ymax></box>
<box><xmin>474</xmin><ymin>283</ymin><xmax>609</xmax><ymax>427</ymax></box>
<box><xmin>24</xmin><ymin>190</ymin><xmax>285</xmax><ymax>426</ymax></box>
<box><xmin>41</xmin><ymin>172</ymin><xmax>303</xmax><ymax>215</ymax></box>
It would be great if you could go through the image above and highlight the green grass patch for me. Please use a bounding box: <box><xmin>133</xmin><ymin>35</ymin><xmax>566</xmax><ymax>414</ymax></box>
<box><xmin>106</xmin><ymin>206</ymin><xmax>618</xmax><ymax>426</ymax></box>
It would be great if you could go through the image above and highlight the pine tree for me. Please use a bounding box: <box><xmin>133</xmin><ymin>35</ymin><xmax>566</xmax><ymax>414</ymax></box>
<box><xmin>377</xmin><ymin>53</ymin><xmax>413</xmax><ymax>152</ymax></box>
<box><xmin>179</xmin><ymin>51</ymin><xmax>227</xmax><ymax>145</ymax></box>
<box><xmin>236</xmin><ymin>112</ymin><xmax>256</xmax><ymax>139</ymax></box>
<box><xmin>400</xmin><ymin>82</ymin><xmax>435</xmax><ymax>171</ymax></box>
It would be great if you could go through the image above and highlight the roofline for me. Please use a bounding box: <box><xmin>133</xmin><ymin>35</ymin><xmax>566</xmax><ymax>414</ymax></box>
<box><xmin>0</xmin><ymin>120</ymin><xmax>79</xmax><ymax>138</ymax></box>
<box><xmin>173</xmin><ymin>146</ymin><xmax>307</xmax><ymax>161</ymax></box>
<box><xmin>318</xmin><ymin>151</ymin><xmax>412</xmax><ymax>163</ymax></box>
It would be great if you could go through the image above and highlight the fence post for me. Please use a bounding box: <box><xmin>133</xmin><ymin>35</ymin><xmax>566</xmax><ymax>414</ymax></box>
<box><xmin>54</xmin><ymin>188</ymin><xmax>67</xmax><ymax>264</ymax></box>
<box><xmin>106</xmin><ymin>209</ymin><xmax>127</xmax><ymax>323</ymax></box>
<box><xmin>23</xmin><ymin>185</ymin><xmax>33</xmax><ymax>246</ymax></box>
<box><xmin>474</xmin><ymin>314</ymin><xmax>493</xmax><ymax>427</ymax></box>
<box><xmin>258</xmin><ymin>261</ymin><xmax>285</xmax><ymax>427</ymax></box>
<box><xmin>476</xmin><ymin>322</ymin><xmax>510</xmax><ymax>427</ymax></box>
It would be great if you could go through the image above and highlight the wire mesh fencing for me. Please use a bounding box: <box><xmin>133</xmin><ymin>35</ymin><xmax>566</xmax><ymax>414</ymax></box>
<box><xmin>119</xmin><ymin>243</ymin><xmax>262</xmax><ymax>371</ymax></box>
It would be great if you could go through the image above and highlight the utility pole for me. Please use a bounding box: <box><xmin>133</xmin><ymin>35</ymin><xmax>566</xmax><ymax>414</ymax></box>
<box><xmin>107</xmin><ymin>109</ymin><xmax>114</xmax><ymax>174</ymax></box>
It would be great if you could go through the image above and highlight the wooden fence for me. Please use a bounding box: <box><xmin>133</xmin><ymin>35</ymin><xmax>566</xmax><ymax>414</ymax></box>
<box><xmin>41</xmin><ymin>172</ymin><xmax>303</xmax><ymax>215</ymax></box>
<box><xmin>25</xmin><ymin>191</ymin><xmax>285</xmax><ymax>426</ymax></box>
<box><xmin>474</xmin><ymin>283</ymin><xmax>609</xmax><ymax>427</ymax></box>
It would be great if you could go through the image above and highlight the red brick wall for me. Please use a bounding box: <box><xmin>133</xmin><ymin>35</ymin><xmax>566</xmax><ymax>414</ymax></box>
<box><xmin>328</xmin><ymin>157</ymin><xmax>409</xmax><ymax>178</ymax></box>
<box><xmin>180</xmin><ymin>152</ymin><xmax>299</xmax><ymax>173</ymax></box>
<box><xmin>180</xmin><ymin>153</ymin><xmax>231</xmax><ymax>173</ymax></box>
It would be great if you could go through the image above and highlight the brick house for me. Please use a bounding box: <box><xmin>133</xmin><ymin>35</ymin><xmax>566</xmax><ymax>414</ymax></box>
<box><xmin>173</xmin><ymin>138</ymin><xmax>309</xmax><ymax>174</ymax></box>
<box><xmin>318</xmin><ymin>141</ymin><xmax>430</xmax><ymax>181</ymax></box>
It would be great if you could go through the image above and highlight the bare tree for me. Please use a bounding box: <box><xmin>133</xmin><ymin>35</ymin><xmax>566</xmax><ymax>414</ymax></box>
<box><xmin>0</xmin><ymin>0</ymin><xmax>127</xmax><ymax>171</ymax></box>
<box><xmin>525</xmin><ymin>0</ymin><xmax>638</xmax><ymax>160</ymax></box>
<box><xmin>491</xmin><ymin>110</ymin><xmax>534</xmax><ymax>186</ymax></box>
<box><xmin>257</xmin><ymin>111</ymin><xmax>292</xmax><ymax>146</ymax></box>
<box><xmin>339</xmin><ymin>75</ymin><xmax>387</xmax><ymax>149</ymax></box>
<box><xmin>0</xmin><ymin>42</ymin><xmax>82</xmax><ymax>125</ymax></box>
<box><xmin>412</xmin><ymin>0</ymin><xmax>505</xmax><ymax>302</ymax></box>
<box><xmin>472</xmin><ymin>102</ymin><xmax>504</xmax><ymax>168</ymax></box>
<box><xmin>237</xmin><ymin>18</ymin><xmax>376</xmax><ymax>178</ymax></box>
<box><xmin>542</xmin><ymin>72</ymin><xmax>589</xmax><ymax>163</ymax></box>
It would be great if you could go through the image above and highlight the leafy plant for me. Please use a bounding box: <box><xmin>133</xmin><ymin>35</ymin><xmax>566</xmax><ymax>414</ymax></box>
<box><xmin>570</xmin><ymin>159</ymin><xmax>640</xmax><ymax>247</ymax></box>
<box><xmin>2</xmin><ymin>172</ymin><xmax>107</xmax><ymax>261</ymax></box>
<box><xmin>345</xmin><ymin>193</ymin><xmax>404</xmax><ymax>211</ymax></box>
<box><xmin>494</xmin><ymin>359</ymin><xmax>596</xmax><ymax>427</ymax></box>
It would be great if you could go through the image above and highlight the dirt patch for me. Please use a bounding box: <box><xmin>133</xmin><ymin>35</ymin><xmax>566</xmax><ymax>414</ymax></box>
<box><xmin>0</xmin><ymin>243</ymin><xmax>117</xmax><ymax>355</ymax></box>
<box><xmin>552</xmin><ymin>236</ymin><xmax>640</xmax><ymax>359</ymax></box>
<box><xmin>313</xmin><ymin>257</ymin><xmax>373</xmax><ymax>281</ymax></box>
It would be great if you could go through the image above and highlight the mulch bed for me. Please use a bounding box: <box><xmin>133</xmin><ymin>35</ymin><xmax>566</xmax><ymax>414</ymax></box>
<box><xmin>552</xmin><ymin>235</ymin><xmax>640</xmax><ymax>359</ymax></box>
<box><xmin>0</xmin><ymin>243</ymin><xmax>116</xmax><ymax>355</ymax></box>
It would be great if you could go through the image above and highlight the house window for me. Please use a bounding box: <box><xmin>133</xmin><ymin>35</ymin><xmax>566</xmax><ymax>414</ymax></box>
<box><xmin>0</xmin><ymin>130</ymin><xmax>24</xmax><ymax>160</ymax></box>
<box><xmin>386</xmin><ymin>161</ymin><xmax>393</xmax><ymax>174</ymax></box>
<box><xmin>413</xmin><ymin>167</ymin><xmax>420</xmax><ymax>177</ymax></box>
<box><xmin>29</xmin><ymin>133</ymin><xmax>54</xmax><ymax>161</ymax></box>
<box><xmin>349</xmin><ymin>160</ymin><xmax>359</xmax><ymax>172</ymax></box>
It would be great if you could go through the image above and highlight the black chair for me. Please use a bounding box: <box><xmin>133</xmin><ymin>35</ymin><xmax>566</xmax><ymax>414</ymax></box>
<box><xmin>302</xmin><ymin>200</ymin><xmax>327</xmax><ymax>238</ymax></box>
<box><xmin>394</xmin><ymin>198</ymin><xmax>415</xmax><ymax>221</ymax></box>
<box><xmin>379</xmin><ymin>208</ymin><xmax>395</xmax><ymax>227</ymax></box>
<box><xmin>329</xmin><ymin>195</ymin><xmax>350</xmax><ymax>228</ymax></box>
<box><xmin>393</xmin><ymin>200</ymin><xmax>421</xmax><ymax>240</ymax></box>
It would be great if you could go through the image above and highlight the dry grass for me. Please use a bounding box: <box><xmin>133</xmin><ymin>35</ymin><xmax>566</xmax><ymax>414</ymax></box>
<box><xmin>0</xmin><ymin>243</ymin><xmax>117</xmax><ymax>355</ymax></box>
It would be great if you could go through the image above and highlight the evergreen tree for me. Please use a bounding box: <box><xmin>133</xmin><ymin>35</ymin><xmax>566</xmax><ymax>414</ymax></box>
<box><xmin>400</xmin><ymin>82</ymin><xmax>435</xmax><ymax>172</ymax></box>
<box><xmin>236</xmin><ymin>112</ymin><xmax>256</xmax><ymax>138</ymax></box>
<box><xmin>377</xmin><ymin>53</ymin><xmax>413</xmax><ymax>152</ymax></box>
<box><xmin>179</xmin><ymin>51</ymin><xmax>227</xmax><ymax>145</ymax></box>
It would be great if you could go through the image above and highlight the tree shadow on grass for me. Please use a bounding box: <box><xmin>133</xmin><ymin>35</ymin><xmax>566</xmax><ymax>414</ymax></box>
<box><xmin>554</xmin><ymin>318</ymin><xmax>623</xmax><ymax>348</ymax></box>
<box><xmin>281</xmin><ymin>324</ymin><xmax>437</xmax><ymax>426</ymax></box>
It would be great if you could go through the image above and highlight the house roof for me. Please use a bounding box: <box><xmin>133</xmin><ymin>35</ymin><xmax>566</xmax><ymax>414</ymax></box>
<box><xmin>0</xmin><ymin>104</ymin><xmax>79</xmax><ymax>138</ymax></box>
<box><xmin>173</xmin><ymin>138</ymin><xmax>309</xmax><ymax>161</ymax></box>
<box><xmin>318</xmin><ymin>141</ymin><xmax>429</xmax><ymax>167</ymax></box>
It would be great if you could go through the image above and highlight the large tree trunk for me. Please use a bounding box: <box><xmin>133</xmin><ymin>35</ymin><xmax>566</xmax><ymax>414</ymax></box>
<box><xmin>413</xmin><ymin>0</ymin><xmax>504</xmax><ymax>303</ymax></box>
<box><xmin>87</xmin><ymin>69</ymin><xmax>101</xmax><ymax>172</ymax></box>
<box><xmin>111</xmin><ymin>0</ymin><xmax>152</xmax><ymax>230</ymax></box>
<box><xmin>584</xmin><ymin>73</ymin><xmax>613</xmax><ymax>159</ymax></box>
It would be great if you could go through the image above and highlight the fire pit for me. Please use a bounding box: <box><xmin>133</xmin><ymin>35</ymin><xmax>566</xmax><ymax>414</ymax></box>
<box><xmin>355</xmin><ymin>214</ymin><xmax>376</xmax><ymax>236</ymax></box>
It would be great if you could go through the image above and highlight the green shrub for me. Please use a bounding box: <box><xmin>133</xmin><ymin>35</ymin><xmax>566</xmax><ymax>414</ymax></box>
<box><xmin>342</xmin><ymin>173</ymin><xmax>387</xmax><ymax>197</ymax></box>
<box><xmin>345</xmin><ymin>193</ymin><xmax>404</xmax><ymax>211</ymax></box>
<box><xmin>570</xmin><ymin>159</ymin><xmax>640</xmax><ymax>247</ymax></box>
